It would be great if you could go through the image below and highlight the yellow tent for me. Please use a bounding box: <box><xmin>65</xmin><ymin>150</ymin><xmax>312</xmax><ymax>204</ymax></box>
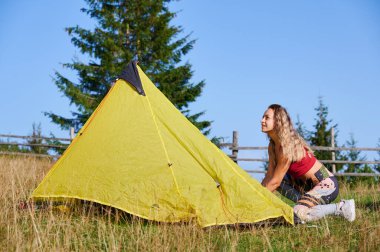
<box><xmin>32</xmin><ymin>62</ymin><xmax>293</xmax><ymax>227</ymax></box>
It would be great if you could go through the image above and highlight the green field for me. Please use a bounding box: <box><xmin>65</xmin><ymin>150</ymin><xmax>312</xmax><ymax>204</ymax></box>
<box><xmin>1</xmin><ymin>156</ymin><xmax>379</xmax><ymax>251</ymax></box>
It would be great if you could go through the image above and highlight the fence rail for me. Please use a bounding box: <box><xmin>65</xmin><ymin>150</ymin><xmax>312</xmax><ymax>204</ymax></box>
<box><xmin>224</xmin><ymin>130</ymin><xmax>380</xmax><ymax>177</ymax></box>
<box><xmin>0</xmin><ymin>133</ymin><xmax>72</xmax><ymax>159</ymax></box>
<box><xmin>233</xmin><ymin>157</ymin><xmax>380</xmax><ymax>165</ymax></box>
<box><xmin>0</xmin><ymin>142</ymin><xmax>68</xmax><ymax>149</ymax></box>
<box><xmin>0</xmin><ymin>134</ymin><xmax>71</xmax><ymax>142</ymax></box>
<box><xmin>227</xmin><ymin>146</ymin><xmax>380</xmax><ymax>152</ymax></box>
<box><xmin>0</xmin><ymin>151</ymin><xmax>60</xmax><ymax>159</ymax></box>
<box><xmin>1</xmin><ymin>131</ymin><xmax>380</xmax><ymax>177</ymax></box>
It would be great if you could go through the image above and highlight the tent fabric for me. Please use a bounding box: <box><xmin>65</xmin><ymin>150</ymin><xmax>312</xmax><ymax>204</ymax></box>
<box><xmin>32</xmin><ymin>62</ymin><xmax>294</xmax><ymax>227</ymax></box>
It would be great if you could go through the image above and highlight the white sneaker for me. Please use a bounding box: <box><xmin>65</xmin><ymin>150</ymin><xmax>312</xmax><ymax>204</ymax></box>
<box><xmin>338</xmin><ymin>199</ymin><xmax>356</xmax><ymax>222</ymax></box>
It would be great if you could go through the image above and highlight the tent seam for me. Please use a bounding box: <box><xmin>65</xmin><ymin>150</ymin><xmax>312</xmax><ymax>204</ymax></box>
<box><xmin>144</xmin><ymin>87</ymin><xmax>184</xmax><ymax>202</ymax></box>
<box><xmin>158</xmin><ymin>111</ymin><xmax>293</xmax><ymax>224</ymax></box>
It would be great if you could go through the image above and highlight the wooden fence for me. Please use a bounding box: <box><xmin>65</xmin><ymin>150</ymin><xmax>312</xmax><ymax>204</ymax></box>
<box><xmin>0</xmin><ymin>133</ymin><xmax>72</xmax><ymax>159</ymax></box>
<box><xmin>221</xmin><ymin>129</ymin><xmax>380</xmax><ymax>177</ymax></box>
<box><xmin>1</xmin><ymin>129</ymin><xmax>380</xmax><ymax>177</ymax></box>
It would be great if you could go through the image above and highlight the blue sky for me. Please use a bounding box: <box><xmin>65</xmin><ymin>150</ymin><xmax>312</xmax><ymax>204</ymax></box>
<box><xmin>1</xmin><ymin>1</ymin><xmax>380</xmax><ymax>169</ymax></box>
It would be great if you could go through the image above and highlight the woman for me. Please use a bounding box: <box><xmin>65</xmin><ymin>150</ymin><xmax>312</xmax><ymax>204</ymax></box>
<box><xmin>260</xmin><ymin>104</ymin><xmax>355</xmax><ymax>223</ymax></box>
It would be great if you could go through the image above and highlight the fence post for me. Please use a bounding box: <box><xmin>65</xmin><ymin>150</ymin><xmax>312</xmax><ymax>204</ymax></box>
<box><xmin>232</xmin><ymin>131</ymin><xmax>239</xmax><ymax>163</ymax></box>
<box><xmin>70</xmin><ymin>127</ymin><xmax>75</xmax><ymax>141</ymax></box>
<box><xmin>331</xmin><ymin>128</ymin><xmax>336</xmax><ymax>173</ymax></box>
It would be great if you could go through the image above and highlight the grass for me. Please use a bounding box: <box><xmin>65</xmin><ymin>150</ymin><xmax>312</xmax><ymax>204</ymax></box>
<box><xmin>1</xmin><ymin>156</ymin><xmax>380</xmax><ymax>251</ymax></box>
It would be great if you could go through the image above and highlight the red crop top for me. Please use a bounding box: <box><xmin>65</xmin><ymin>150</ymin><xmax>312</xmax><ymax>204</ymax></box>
<box><xmin>287</xmin><ymin>149</ymin><xmax>317</xmax><ymax>178</ymax></box>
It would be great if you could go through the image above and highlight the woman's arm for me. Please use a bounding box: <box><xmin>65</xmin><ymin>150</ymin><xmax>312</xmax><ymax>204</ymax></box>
<box><xmin>264</xmin><ymin>150</ymin><xmax>291</xmax><ymax>192</ymax></box>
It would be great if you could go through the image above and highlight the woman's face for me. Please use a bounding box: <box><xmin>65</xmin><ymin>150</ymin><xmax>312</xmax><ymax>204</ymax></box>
<box><xmin>261</xmin><ymin>108</ymin><xmax>275</xmax><ymax>133</ymax></box>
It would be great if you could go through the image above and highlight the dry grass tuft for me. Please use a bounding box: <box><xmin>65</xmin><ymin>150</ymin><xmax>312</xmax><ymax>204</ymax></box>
<box><xmin>1</xmin><ymin>156</ymin><xmax>379</xmax><ymax>251</ymax></box>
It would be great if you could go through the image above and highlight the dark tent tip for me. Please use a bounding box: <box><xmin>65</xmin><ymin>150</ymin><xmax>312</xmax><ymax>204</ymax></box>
<box><xmin>118</xmin><ymin>61</ymin><xmax>145</xmax><ymax>96</ymax></box>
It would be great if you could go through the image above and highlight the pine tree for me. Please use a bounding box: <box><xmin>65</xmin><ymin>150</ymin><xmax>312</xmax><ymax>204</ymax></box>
<box><xmin>295</xmin><ymin>114</ymin><xmax>309</xmax><ymax>140</ymax></box>
<box><xmin>308</xmin><ymin>97</ymin><xmax>343</xmax><ymax>172</ymax></box>
<box><xmin>344</xmin><ymin>133</ymin><xmax>363</xmax><ymax>174</ymax></box>
<box><xmin>27</xmin><ymin>123</ymin><xmax>49</xmax><ymax>155</ymax></box>
<box><xmin>0</xmin><ymin>123</ymin><xmax>48</xmax><ymax>155</ymax></box>
<box><xmin>45</xmin><ymin>135</ymin><xmax>69</xmax><ymax>155</ymax></box>
<box><xmin>45</xmin><ymin>0</ymin><xmax>211</xmax><ymax>135</ymax></box>
<box><xmin>375</xmin><ymin>138</ymin><xmax>380</xmax><ymax>173</ymax></box>
<box><xmin>343</xmin><ymin>133</ymin><xmax>375</xmax><ymax>184</ymax></box>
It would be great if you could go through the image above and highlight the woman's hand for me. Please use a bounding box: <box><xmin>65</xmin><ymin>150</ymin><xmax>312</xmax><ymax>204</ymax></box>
<box><xmin>261</xmin><ymin>176</ymin><xmax>269</xmax><ymax>187</ymax></box>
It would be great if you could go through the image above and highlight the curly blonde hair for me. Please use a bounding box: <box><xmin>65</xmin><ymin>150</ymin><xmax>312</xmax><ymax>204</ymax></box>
<box><xmin>268</xmin><ymin>104</ymin><xmax>312</xmax><ymax>162</ymax></box>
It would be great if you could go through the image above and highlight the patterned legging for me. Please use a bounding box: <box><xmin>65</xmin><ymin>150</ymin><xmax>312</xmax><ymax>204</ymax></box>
<box><xmin>277</xmin><ymin>167</ymin><xmax>339</xmax><ymax>221</ymax></box>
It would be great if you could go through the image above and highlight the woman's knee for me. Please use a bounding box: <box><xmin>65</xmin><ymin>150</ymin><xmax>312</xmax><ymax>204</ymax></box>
<box><xmin>276</xmin><ymin>175</ymin><xmax>301</xmax><ymax>202</ymax></box>
<box><xmin>320</xmin><ymin>177</ymin><xmax>339</xmax><ymax>204</ymax></box>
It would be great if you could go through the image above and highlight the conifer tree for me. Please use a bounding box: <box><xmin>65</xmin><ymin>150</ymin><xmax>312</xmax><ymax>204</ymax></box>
<box><xmin>375</xmin><ymin>138</ymin><xmax>380</xmax><ymax>173</ymax></box>
<box><xmin>28</xmin><ymin>123</ymin><xmax>49</xmax><ymax>155</ymax></box>
<box><xmin>295</xmin><ymin>114</ymin><xmax>309</xmax><ymax>140</ymax></box>
<box><xmin>342</xmin><ymin>133</ymin><xmax>376</xmax><ymax>184</ymax></box>
<box><xmin>308</xmin><ymin>97</ymin><xmax>343</xmax><ymax>171</ymax></box>
<box><xmin>344</xmin><ymin>134</ymin><xmax>365</xmax><ymax>174</ymax></box>
<box><xmin>45</xmin><ymin>0</ymin><xmax>211</xmax><ymax>135</ymax></box>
